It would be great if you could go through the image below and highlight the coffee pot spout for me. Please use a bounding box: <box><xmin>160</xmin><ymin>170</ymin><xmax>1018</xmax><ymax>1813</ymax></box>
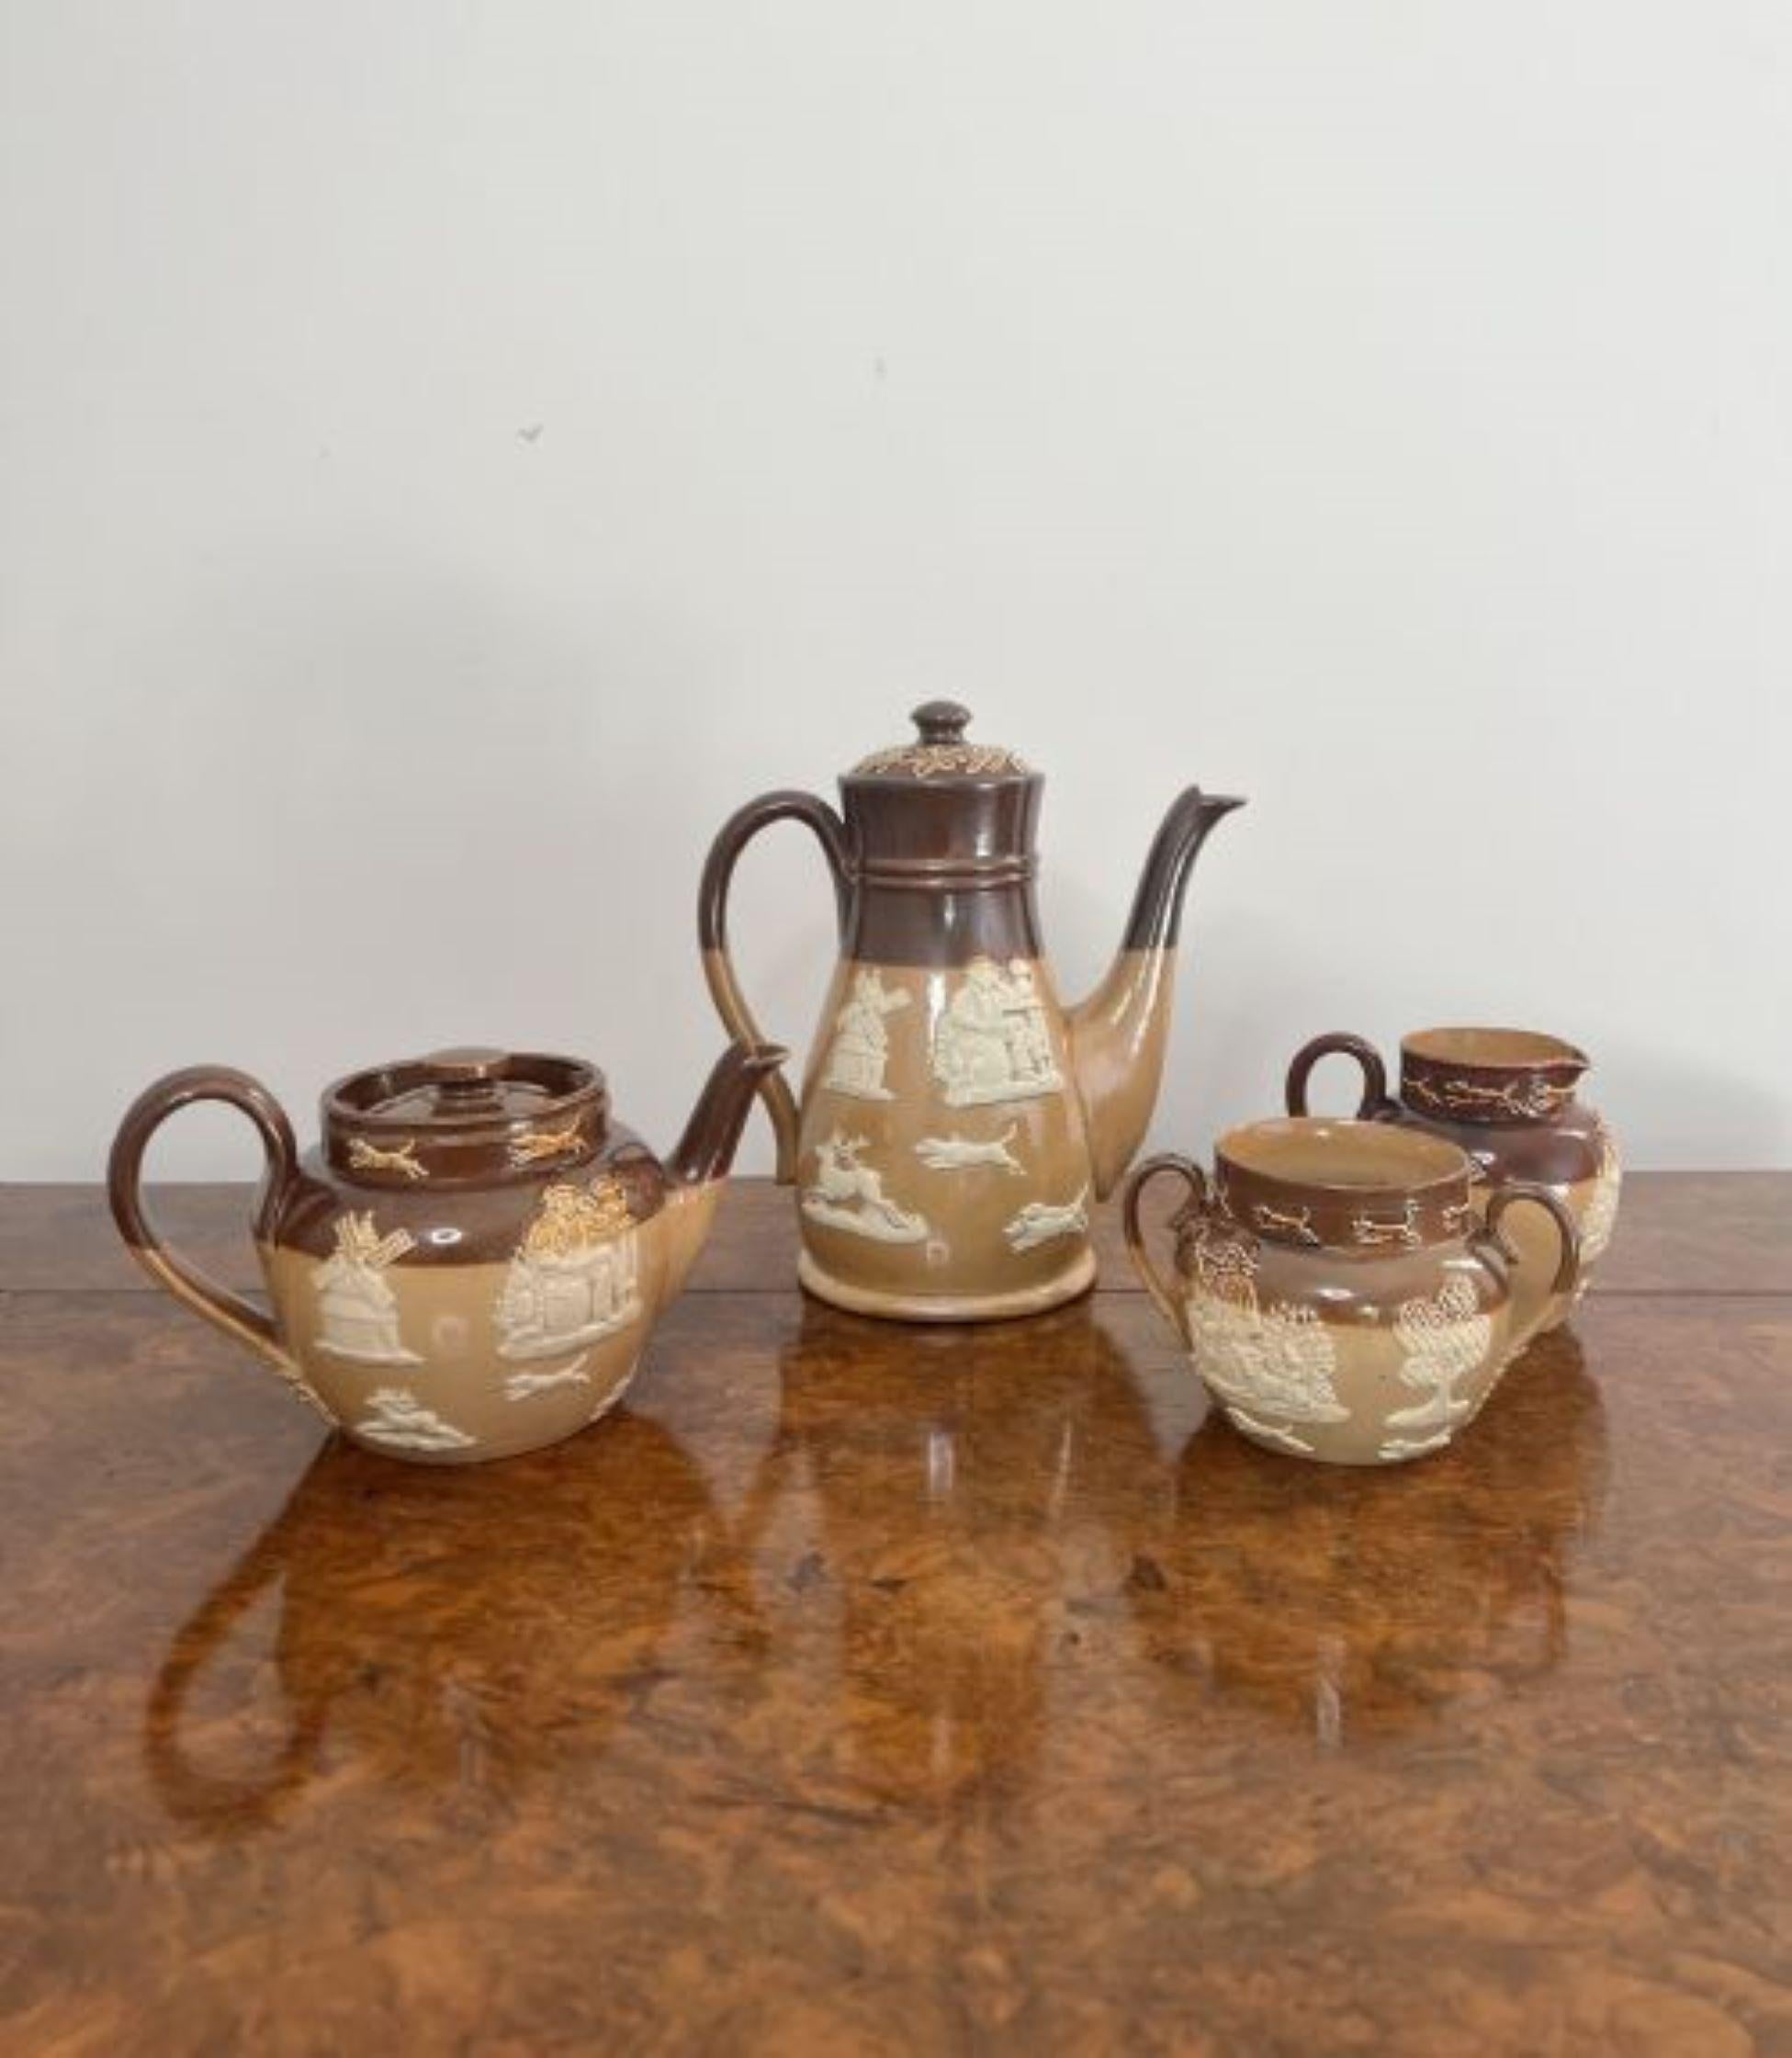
<box><xmin>1066</xmin><ymin>786</ymin><xmax>1245</xmax><ymax>1199</ymax></box>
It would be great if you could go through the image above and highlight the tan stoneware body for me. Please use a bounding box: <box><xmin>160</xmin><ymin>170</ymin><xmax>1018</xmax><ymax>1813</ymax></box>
<box><xmin>1122</xmin><ymin>1118</ymin><xmax>1582</xmax><ymax>1466</ymax></box>
<box><xmin>1287</xmin><ymin>1027</ymin><xmax>1620</xmax><ymax>1337</ymax></box>
<box><xmin>699</xmin><ymin>701</ymin><xmax>1244</xmax><ymax>1321</ymax></box>
<box><xmin>108</xmin><ymin>1043</ymin><xmax>783</xmax><ymax>1464</ymax></box>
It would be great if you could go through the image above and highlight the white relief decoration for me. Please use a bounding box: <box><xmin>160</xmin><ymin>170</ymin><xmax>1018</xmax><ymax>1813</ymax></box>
<box><xmin>1441</xmin><ymin>1201</ymin><xmax>1474</xmax><ymax>1238</ymax></box>
<box><xmin>1352</xmin><ymin>1200</ymin><xmax>1421</xmax><ymax>1249</ymax></box>
<box><xmin>1252</xmin><ymin>1200</ymin><xmax>1320</xmax><ymax>1246</ymax></box>
<box><xmin>1406</xmin><ymin>1073</ymin><xmax>1574</xmax><ymax>1122</ymax></box>
<box><xmin>1383</xmin><ymin>1275</ymin><xmax>1493</xmax><ymax>1434</ymax></box>
<box><xmin>1379</xmin><ymin>1429</ymin><xmax>1453</xmax><ymax>1463</ymax></box>
<box><xmin>819</xmin><ymin>968</ymin><xmax>912</xmax><ymax>1101</ymax></box>
<box><xmin>496</xmin><ymin>1179</ymin><xmax>641</xmax><ymax>1362</ymax></box>
<box><xmin>1002</xmin><ymin>1185</ymin><xmax>1090</xmax><ymax>1254</ymax></box>
<box><xmin>1228</xmin><ymin>1408</ymin><xmax>1319</xmax><ymax>1457</ymax></box>
<box><xmin>508</xmin><ymin>1123</ymin><xmax>585</xmax><ymax>1169</ymax></box>
<box><xmin>930</xmin><ymin>957</ymin><xmax>1062</xmax><ymax>1108</ymax></box>
<box><xmin>1580</xmin><ymin>1129</ymin><xmax>1622</xmax><ymax>1266</ymax></box>
<box><xmin>314</xmin><ymin>1214</ymin><xmax>422</xmax><ymax>1365</ymax></box>
<box><xmin>913</xmin><ymin>1122</ymin><xmax>1023</xmax><ymax>1174</ymax></box>
<box><xmin>504</xmin><ymin>1358</ymin><xmax>592</xmax><ymax>1402</ymax></box>
<box><xmin>346</xmin><ymin>1136</ymin><xmax>428</xmax><ymax>1182</ymax></box>
<box><xmin>1182</xmin><ymin>1236</ymin><xmax>1350</xmax><ymax>1430</ymax></box>
<box><xmin>802</xmin><ymin>1128</ymin><xmax>932</xmax><ymax>1244</ymax></box>
<box><xmin>355</xmin><ymin>1386</ymin><xmax>476</xmax><ymax>1453</ymax></box>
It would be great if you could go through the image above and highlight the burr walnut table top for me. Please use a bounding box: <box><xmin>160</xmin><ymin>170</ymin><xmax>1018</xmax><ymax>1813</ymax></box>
<box><xmin>2</xmin><ymin>1175</ymin><xmax>1788</xmax><ymax>2055</ymax></box>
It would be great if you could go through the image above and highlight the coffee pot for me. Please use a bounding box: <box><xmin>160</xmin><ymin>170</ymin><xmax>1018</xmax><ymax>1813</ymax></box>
<box><xmin>109</xmin><ymin>1040</ymin><xmax>783</xmax><ymax>1462</ymax></box>
<box><xmin>699</xmin><ymin>701</ymin><xmax>1243</xmax><ymax>1320</ymax></box>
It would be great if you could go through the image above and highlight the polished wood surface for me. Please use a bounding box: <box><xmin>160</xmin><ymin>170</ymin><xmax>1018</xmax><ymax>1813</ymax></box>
<box><xmin>2</xmin><ymin>1177</ymin><xmax>1788</xmax><ymax>2054</ymax></box>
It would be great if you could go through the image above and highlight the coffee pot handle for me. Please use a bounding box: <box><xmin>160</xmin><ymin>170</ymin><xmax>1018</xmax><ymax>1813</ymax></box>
<box><xmin>1121</xmin><ymin>1153</ymin><xmax>1210</xmax><ymax>1337</ymax></box>
<box><xmin>1285</xmin><ymin>1033</ymin><xmax>1398</xmax><ymax>1118</ymax></box>
<box><xmin>108</xmin><ymin>1067</ymin><xmax>324</xmax><ymax>1415</ymax></box>
<box><xmin>698</xmin><ymin>789</ymin><xmax>853</xmax><ymax>1182</ymax></box>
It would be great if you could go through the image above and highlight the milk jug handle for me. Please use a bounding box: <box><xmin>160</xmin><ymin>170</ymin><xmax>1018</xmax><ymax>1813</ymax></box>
<box><xmin>697</xmin><ymin>790</ymin><xmax>852</xmax><ymax>1183</ymax></box>
<box><xmin>1285</xmin><ymin>1033</ymin><xmax>1398</xmax><ymax>1118</ymax></box>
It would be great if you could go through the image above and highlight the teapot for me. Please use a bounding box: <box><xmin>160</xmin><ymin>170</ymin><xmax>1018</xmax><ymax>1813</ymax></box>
<box><xmin>108</xmin><ymin>1040</ymin><xmax>783</xmax><ymax>1463</ymax></box>
<box><xmin>699</xmin><ymin>701</ymin><xmax>1244</xmax><ymax>1320</ymax></box>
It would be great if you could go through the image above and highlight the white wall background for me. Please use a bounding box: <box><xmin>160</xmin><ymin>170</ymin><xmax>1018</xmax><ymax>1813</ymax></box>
<box><xmin>2</xmin><ymin>0</ymin><xmax>1786</xmax><ymax>1181</ymax></box>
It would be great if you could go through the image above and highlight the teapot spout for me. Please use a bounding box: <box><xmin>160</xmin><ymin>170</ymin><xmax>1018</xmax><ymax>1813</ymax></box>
<box><xmin>1066</xmin><ymin>786</ymin><xmax>1245</xmax><ymax>1200</ymax></box>
<box><xmin>661</xmin><ymin>1041</ymin><xmax>787</xmax><ymax>1303</ymax></box>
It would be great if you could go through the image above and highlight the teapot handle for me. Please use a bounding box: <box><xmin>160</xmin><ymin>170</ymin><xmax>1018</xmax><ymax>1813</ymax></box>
<box><xmin>1472</xmin><ymin>1182</ymin><xmax>1583</xmax><ymax>1351</ymax></box>
<box><xmin>107</xmin><ymin>1067</ymin><xmax>326</xmax><ymax>1415</ymax></box>
<box><xmin>1285</xmin><ymin>1032</ymin><xmax>1398</xmax><ymax>1119</ymax></box>
<box><xmin>1121</xmin><ymin>1153</ymin><xmax>1210</xmax><ymax>1339</ymax></box>
<box><xmin>698</xmin><ymin>789</ymin><xmax>853</xmax><ymax>1183</ymax></box>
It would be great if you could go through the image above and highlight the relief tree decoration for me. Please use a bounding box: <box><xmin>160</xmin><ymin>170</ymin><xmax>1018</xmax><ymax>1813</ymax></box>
<box><xmin>1580</xmin><ymin>1128</ymin><xmax>1622</xmax><ymax>1266</ymax></box>
<box><xmin>1385</xmin><ymin>1275</ymin><xmax>1492</xmax><ymax>1435</ymax></box>
<box><xmin>1182</xmin><ymin>1232</ymin><xmax>1349</xmax><ymax>1435</ymax></box>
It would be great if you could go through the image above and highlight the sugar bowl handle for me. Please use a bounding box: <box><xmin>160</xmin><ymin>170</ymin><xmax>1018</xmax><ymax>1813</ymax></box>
<box><xmin>1286</xmin><ymin>1033</ymin><xmax>1397</xmax><ymax>1119</ymax></box>
<box><xmin>1472</xmin><ymin>1182</ymin><xmax>1583</xmax><ymax>1350</ymax></box>
<box><xmin>107</xmin><ymin>1067</ymin><xmax>321</xmax><ymax>1412</ymax></box>
<box><xmin>697</xmin><ymin>790</ymin><xmax>853</xmax><ymax>1183</ymax></box>
<box><xmin>1121</xmin><ymin>1153</ymin><xmax>1210</xmax><ymax>1337</ymax></box>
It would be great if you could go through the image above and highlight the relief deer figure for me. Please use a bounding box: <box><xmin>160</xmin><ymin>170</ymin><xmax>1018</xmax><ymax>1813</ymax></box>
<box><xmin>809</xmin><ymin>1131</ymin><xmax>922</xmax><ymax>1237</ymax></box>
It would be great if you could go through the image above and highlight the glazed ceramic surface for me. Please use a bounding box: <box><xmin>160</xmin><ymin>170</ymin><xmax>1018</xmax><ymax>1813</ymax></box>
<box><xmin>109</xmin><ymin>1042</ymin><xmax>782</xmax><ymax>1464</ymax></box>
<box><xmin>699</xmin><ymin>700</ymin><xmax>1244</xmax><ymax>1320</ymax></box>
<box><xmin>1122</xmin><ymin>1118</ymin><xmax>1580</xmax><ymax>1465</ymax></box>
<box><xmin>1287</xmin><ymin>1026</ymin><xmax>1619</xmax><ymax>1337</ymax></box>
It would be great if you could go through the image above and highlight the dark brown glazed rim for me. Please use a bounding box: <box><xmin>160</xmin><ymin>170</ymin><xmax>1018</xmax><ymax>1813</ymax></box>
<box><xmin>1401</xmin><ymin>1027</ymin><xmax>1589</xmax><ymax>1129</ymax></box>
<box><xmin>1212</xmin><ymin>1117</ymin><xmax>1476</xmax><ymax>1252</ymax></box>
<box><xmin>321</xmin><ymin>1047</ymin><xmax>609</xmax><ymax>1189</ymax></box>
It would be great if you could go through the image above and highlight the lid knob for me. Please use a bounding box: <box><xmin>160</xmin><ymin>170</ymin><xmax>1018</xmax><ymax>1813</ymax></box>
<box><xmin>912</xmin><ymin>700</ymin><xmax>971</xmax><ymax>745</ymax></box>
<box><xmin>424</xmin><ymin>1046</ymin><xmax>509</xmax><ymax>1110</ymax></box>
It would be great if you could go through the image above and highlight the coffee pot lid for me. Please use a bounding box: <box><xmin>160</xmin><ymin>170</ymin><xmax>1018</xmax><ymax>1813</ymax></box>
<box><xmin>848</xmin><ymin>701</ymin><xmax>1032</xmax><ymax>784</ymax></box>
<box><xmin>321</xmin><ymin>1046</ymin><xmax>609</xmax><ymax>1185</ymax></box>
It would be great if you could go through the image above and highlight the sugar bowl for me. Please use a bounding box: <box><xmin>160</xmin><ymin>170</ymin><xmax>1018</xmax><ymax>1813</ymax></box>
<box><xmin>1121</xmin><ymin>1117</ymin><xmax>1580</xmax><ymax>1465</ymax></box>
<box><xmin>109</xmin><ymin>1041</ymin><xmax>783</xmax><ymax>1463</ymax></box>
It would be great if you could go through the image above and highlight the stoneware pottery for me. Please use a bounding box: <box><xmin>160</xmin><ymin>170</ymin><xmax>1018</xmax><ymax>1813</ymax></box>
<box><xmin>1286</xmin><ymin>1027</ymin><xmax>1619</xmax><ymax>1335</ymax></box>
<box><xmin>698</xmin><ymin>699</ymin><xmax>1244</xmax><ymax>1321</ymax></box>
<box><xmin>108</xmin><ymin>1041</ymin><xmax>783</xmax><ymax>1464</ymax></box>
<box><xmin>1121</xmin><ymin>1117</ymin><xmax>1581</xmax><ymax>1465</ymax></box>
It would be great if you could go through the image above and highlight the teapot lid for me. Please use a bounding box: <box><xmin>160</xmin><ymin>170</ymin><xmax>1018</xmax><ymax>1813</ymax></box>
<box><xmin>848</xmin><ymin>701</ymin><xmax>1032</xmax><ymax>784</ymax></box>
<box><xmin>321</xmin><ymin>1046</ymin><xmax>610</xmax><ymax>1187</ymax></box>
